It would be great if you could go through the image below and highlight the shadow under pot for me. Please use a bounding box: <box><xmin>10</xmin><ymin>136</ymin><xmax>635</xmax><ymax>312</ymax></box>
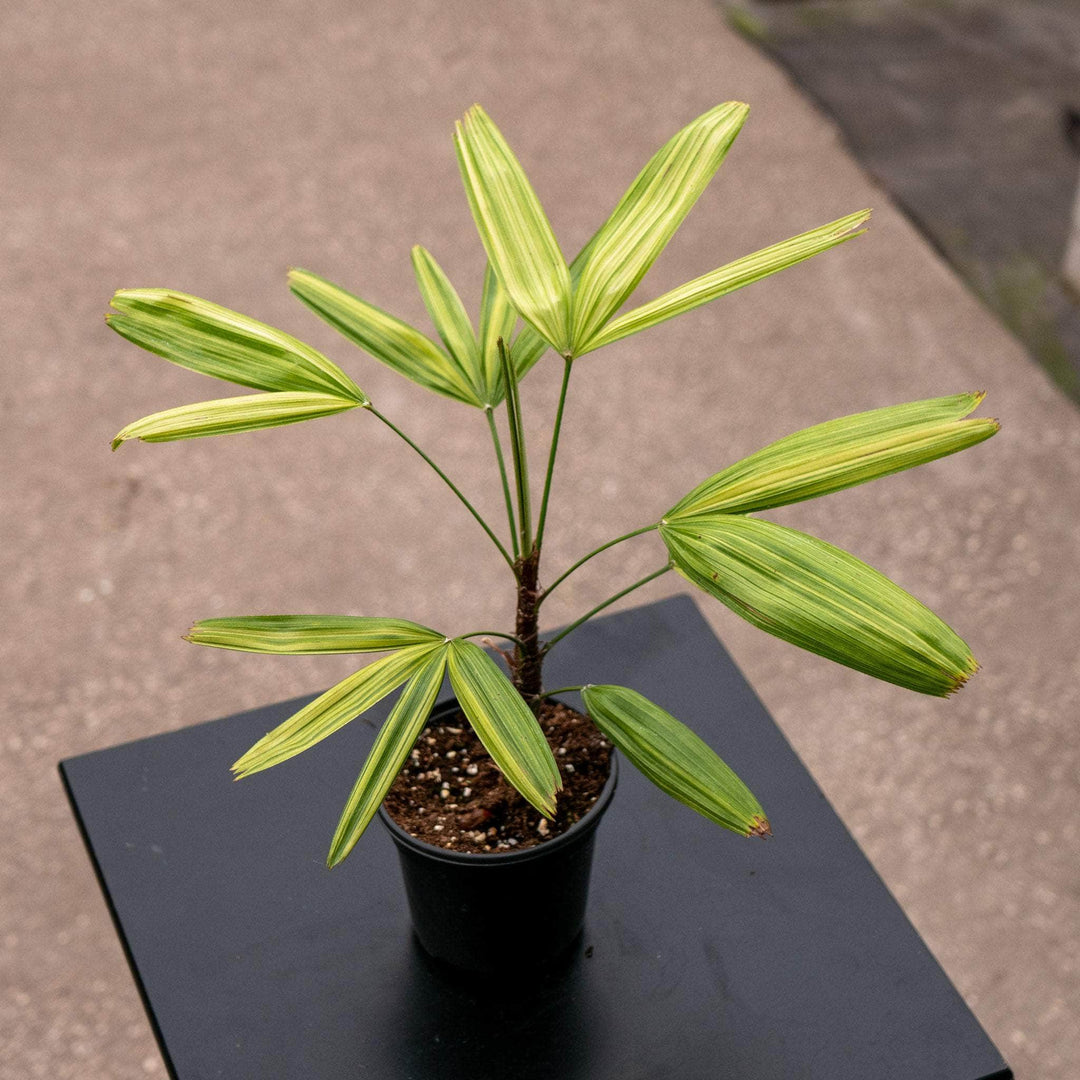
<box><xmin>378</xmin><ymin>699</ymin><xmax>618</xmax><ymax>977</ymax></box>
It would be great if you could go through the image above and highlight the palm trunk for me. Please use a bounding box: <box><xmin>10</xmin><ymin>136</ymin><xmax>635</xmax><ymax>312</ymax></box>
<box><xmin>512</xmin><ymin>547</ymin><xmax>543</xmax><ymax>704</ymax></box>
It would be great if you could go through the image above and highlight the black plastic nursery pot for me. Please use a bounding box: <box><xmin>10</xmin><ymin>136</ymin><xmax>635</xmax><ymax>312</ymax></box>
<box><xmin>378</xmin><ymin>701</ymin><xmax>619</xmax><ymax>976</ymax></box>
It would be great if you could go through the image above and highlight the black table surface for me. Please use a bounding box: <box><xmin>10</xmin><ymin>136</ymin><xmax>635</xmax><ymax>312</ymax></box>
<box><xmin>61</xmin><ymin>595</ymin><xmax>1011</xmax><ymax>1079</ymax></box>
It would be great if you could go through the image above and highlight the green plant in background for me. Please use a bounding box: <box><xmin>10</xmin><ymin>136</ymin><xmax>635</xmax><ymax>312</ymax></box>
<box><xmin>108</xmin><ymin>102</ymin><xmax>998</xmax><ymax>867</ymax></box>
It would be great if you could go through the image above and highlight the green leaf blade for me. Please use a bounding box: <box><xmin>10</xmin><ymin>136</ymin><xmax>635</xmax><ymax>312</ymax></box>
<box><xmin>111</xmin><ymin>391</ymin><xmax>361</xmax><ymax>449</ymax></box>
<box><xmin>579</xmin><ymin>210</ymin><xmax>871</xmax><ymax>354</ymax></box>
<box><xmin>507</xmin><ymin>324</ymin><xmax>550</xmax><ymax>383</ymax></box>
<box><xmin>288</xmin><ymin>269</ymin><xmax>481</xmax><ymax>406</ymax></box>
<box><xmin>327</xmin><ymin>647</ymin><xmax>448</xmax><ymax>867</ymax></box>
<box><xmin>570</xmin><ymin>102</ymin><xmax>748</xmax><ymax>353</ymax></box>
<box><xmin>107</xmin><ymin>289</ymin><xmax>366</xmax><ymax>401</ymax></box>
<box><xmin>231</xmin><ymin>642</ymin><xmax>441</xmax><ymax>778</ymax></box>
<box><xmin>446</xmin><ymin>640</ymin><xmax>561</xmax><ymax>817</ymax></box>
<box><xmin>668</xmin><ymin>393</ymin><xmax>999</xmax><ymax>518</ymax></box>
<box><xmin>661</xmin><ymin>515</ymin><xmax>978</xmax><ymax>696</ymax></box>
<box><xmin>185</xmin><ymin>615</ymin><xmax>444</xmax><ymax>654</ymax></box>
<box><xmin>454</xmin><ymin>106</ymin><xmax>572</xmax><ymax>356</ymax></box>
<box><xmin>410</xmin><ymin>246</ymin><xmax>486</xmax><ymax>404</ymax></box>
<box><xmin>506</xmin><ymin>228</ymin><xmax>609</xmax><ymax>380</ymax></box>
<box><xmin>582</xmin><ymin>684</ymin><xmax>769</xmax><ymax>837</ymax></box>
<box><xmin>479</xmin><ymin>262</ymin><xmax>518</xmax><ymax>403</ymax></box>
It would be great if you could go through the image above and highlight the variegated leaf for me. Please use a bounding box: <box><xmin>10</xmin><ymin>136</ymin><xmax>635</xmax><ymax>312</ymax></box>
<box><xmin>578</xmin><ymin>210</ymin><xmax>871</xmax><ymax>354</ymax></box>
<box><xmin>667</xmin><ymin>392</ymin><xmax>998</xmax><ymax>517</ymax></box>
<box><xmin>582</xmin><ymin>684</ymin><xmax>769</xmax><ymax>837</ymax></box>
<box><xmin>509</xmin><ymin>228</ymin><xmax>604</xmax><ymax>377</ymax></box>
<box><xmin>107</xmin><ymin>289</ymin><xmax>365</xmax><ymax>401</ymax></box>
<box><xmin>411</xmin><ymin>246</ymin><xmax>485</xmax><ymax>401</ymax></box>
<box><xmin>661</xmin><ymin>515</ymin><xmax>977</xmax><ymax>696</ymax></box>
<box><xmin>231</xmin><ymin>643</ymin><xmax>441</xmax><ymax>778</ymax></box>
<box><xmin>185</xmin><ymin>615</ymin><xmax>444</xmax><ymax>654</ymax></box>
<box><xmin>479</xmin><ymin>262</ymin><xmax>518</xmax><ymax>403</ymax></box>
<box><xmin>111</xmin><ymin>391</ymin><xmax>361</xmax><ymax>449</ymax></box>
<box><xmin>327</xmin><ymin>646</ymin><xmax>448</xmax><ymax>867</ymax></box>
<box><xmin>454</xmin><ymin>105</ymin><xmax>573</xmax><ymax>356</ymax></box>
<box><xmin>446</xmin><ymin>639</ymin><xmax>561</xmax><ymax>816</ymax></box>
<box><xmin>289</xmin><ymin>268</ymin><xmax>482</xmax><ymax>406</ymax></box>
<box><xmin>570</xmin><ymin>102</ymin><xmax>748</xmax><ymax>353</ymax></box>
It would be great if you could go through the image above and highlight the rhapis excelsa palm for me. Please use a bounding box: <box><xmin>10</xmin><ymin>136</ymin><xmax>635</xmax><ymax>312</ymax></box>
<box><xmin>108</xmin><ymin>102</ymin><xmax>998</xmax><ymax>866</ymax></box>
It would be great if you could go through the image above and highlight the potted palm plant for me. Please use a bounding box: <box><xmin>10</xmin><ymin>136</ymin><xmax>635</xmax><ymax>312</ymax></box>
<box><xmin>106</xmin><ymin>101</ymin><xmax>997</xmax><ymax>973</ymax></box>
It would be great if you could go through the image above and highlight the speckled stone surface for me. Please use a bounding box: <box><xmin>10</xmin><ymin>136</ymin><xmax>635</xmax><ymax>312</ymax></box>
<box><xmin>2</xmin><ymin>2</ymin><xmax>1076</xmax><ymax>1078</ymax></box>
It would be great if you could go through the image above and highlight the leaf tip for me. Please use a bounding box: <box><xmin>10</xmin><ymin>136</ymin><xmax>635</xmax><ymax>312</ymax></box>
<box><xmin>230</xmin><ymin>751</ymin><xmax>255</xmax><ymax>777</ymax></box>
<box><xmin>946</xmin><ymin>657</ymin><xmax>980</xmax><ymax>696</ymax></box>
<box><xmin>843</xmin><ymin>208</ymin><xmax>873</xmax><ymax>236</ymax></box>
<box><xmin>748</xmin><ymin>814</ymin><xmax>772</xmax><ymax>838</ymax></box>
<box><xmin>286</xmin><ymin>267</ymin><xmax>315</xmax><ymax>293</ymax></box>
<box><xmin>107</xmin><ymin>290</ymin><xmax>132</xmax><ymax>313</ymax></box>
<box><xmin>966</xmin><ymin>393</ymin><xmax>996</xmax><ymax>429</ymax></box>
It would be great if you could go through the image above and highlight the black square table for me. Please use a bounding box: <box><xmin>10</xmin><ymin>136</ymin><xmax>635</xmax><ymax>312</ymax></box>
<box><xmin>61</xmin><ymin>595</ymin><xmax>1011</xmax><ymax>1079</ymax></box>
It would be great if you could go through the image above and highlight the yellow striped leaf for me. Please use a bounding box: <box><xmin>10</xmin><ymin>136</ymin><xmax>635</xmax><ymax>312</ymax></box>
<box><xmin>185</xmin><ymin>615</ymin><xmax>444</xmax><ymax>654</ymax></box>
<box><xmin>578</xmin><ymin>210</ymin><xmax>871</xmax><ymax>354</ymax></box>
<box><xmin>111</xmin><ymin>391</ymin><xmax>361</xmax><ymax>449</ymax></box>
<box><xmin>447</xmin><ymin>640</ymin><xmax>561</xmax><ymax>817</ymax></box>
<box><xmin>327</xmin><ymin>647</ymin><xmax>448</xmax><ymax>867</ymax></box>
<box><xmin>661</xmin><ymin>515</ymin><xmax>977</xmax><ymax>696</ymax></box>
<box><xmin>107</xmin><ymin>289</ymin><xmax>365</xmax><ymax>401</ymax></box>
<box><xmin>288</xmin><ymin>268</ymin><xmax>481</xmax><ymax>406</ymax></box>
<box><xmin>582</xmin><ymin>684</ymin><xmax>769</xmax><ymax>837</ymax></box>
<box><xmin>507</xmin><ymin>323</ymin><xmax>551</xmax><ymax>384</ymax></box>
<box><xmin>410</xmin><ymin>246</ymin><xmax>485</xmax><ymax>403</ymax></box>
<box><xmin>668</xmin><ymin>393</ymin><xmax>999</xmax><ymax>518</ymax></box>
<box><xmin>231</xmin><ymin>643</ymin><xmax>441</xmax><ymax>778</ymax></box>
<box><xmin>570</xmin><ymin>102</ymin><xmax>748</xmax><ymax>353</ymax></box>
<box><xmin>509</xmin><ymin>225</ymin><xmax>608</xmax><ymax>377</ymax></box>
<box><xmin>454</xmin><ymin>105</ymin><xmax>573</xmax><ymax>356</ymax></box>
<box><xmin>479</xmin><ymin>262</ymin><xmax>518</xmax><ymax>403</ymax></box>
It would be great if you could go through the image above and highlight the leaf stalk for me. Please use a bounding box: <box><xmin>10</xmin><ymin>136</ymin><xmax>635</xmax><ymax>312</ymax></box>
<box><xmin>369</xmin><ymin>406</ymin><xmax>515</xmax><ymax>572</ymax></box>
<box><xmin>543</xmin><ymin>563</ymin><xmax>672</xmax><ymax>654</ymax></box>
<box><xmin>485</xmin><ymin>406</ymin><xmax>520</xmax><ymax>559</ymax></box>
<box><xmin>497</xmin><ymin>338</ymin><xmax>533</xmax><ymax>556</ymax></box>
<box><xmin>539</xmin><ymin>523</ymin><xmax>659</xmax><ymax>605</ymax></box>
<box><xmin>534</xmin><ymin>355</ymin><xmax>574</xmax><ymax>552</ymax></box>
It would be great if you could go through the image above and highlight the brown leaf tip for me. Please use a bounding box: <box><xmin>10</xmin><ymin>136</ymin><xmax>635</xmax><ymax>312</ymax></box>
<box><xmin>748</xmin><ymin>814</ymin><xmax>772</xmax><ymax>838</ymax></box>
<box><xmin>946</xmin><ymin>657</ymin><xmax>980</xmax><ymax>696</ymax></box>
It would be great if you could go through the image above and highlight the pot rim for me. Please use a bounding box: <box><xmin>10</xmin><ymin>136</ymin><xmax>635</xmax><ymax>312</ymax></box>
<box><xmin>377</xmin><ymin>697</ymin><xmax>618</xmax><ymax>867</ymax></box>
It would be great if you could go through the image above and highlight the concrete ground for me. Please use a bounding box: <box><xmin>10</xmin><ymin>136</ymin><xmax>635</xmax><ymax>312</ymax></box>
<box><xmin>2</xmin><ymin>1</ymin><xmax>1078</xmax><ymax>1077</ymax></box>
<box><xmin>726</xmin><ymin>0</ymin><xmax>1080</xmax><ymax>402</ymax></box>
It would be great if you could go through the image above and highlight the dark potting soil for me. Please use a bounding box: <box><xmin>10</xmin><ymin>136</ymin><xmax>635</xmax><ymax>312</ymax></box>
<box><xmin>383</xmin><ymin>700</ymin><xmax>612</xmax><ymax>854</ymax></box>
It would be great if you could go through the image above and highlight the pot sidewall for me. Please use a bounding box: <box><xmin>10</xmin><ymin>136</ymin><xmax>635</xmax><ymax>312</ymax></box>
<box><xmin>379</xmin><ymin>698</ymin><xmax>618</xmax><ymax>976</ymax></box>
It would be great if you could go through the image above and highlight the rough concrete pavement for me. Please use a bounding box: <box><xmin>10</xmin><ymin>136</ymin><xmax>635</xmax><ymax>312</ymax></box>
<box><xmin>3</xmin><ymin>2</ymin><xmax>1078</xmax><ymax>1077</ymax></box>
